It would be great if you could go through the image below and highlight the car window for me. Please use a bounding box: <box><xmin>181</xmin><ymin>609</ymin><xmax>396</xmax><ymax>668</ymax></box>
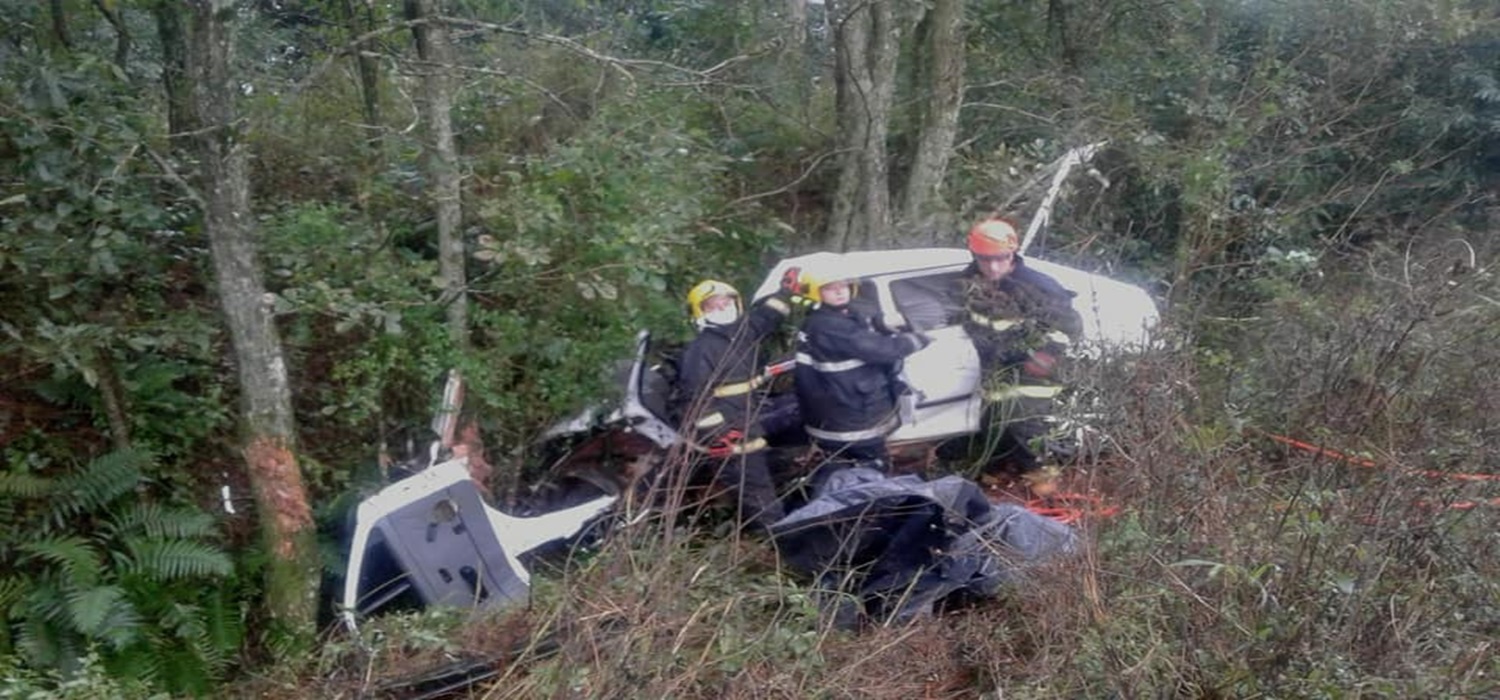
<box><xmin>889</xmin><ymin>272</ymin><xmax>967</xmax><ymax>331</ymax></box>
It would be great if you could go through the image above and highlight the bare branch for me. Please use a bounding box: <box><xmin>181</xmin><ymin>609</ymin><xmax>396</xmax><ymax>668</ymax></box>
<box><xmin>962</xmin><ymin>101</ymin><xmax>1058</xmax><ymax>125</ymax></box>
<box><xmin>440</xmin><ymin>16</ymin><xmax>776</xmax><ymax>84</ymax></box>
<box><xmin>144</xmin><ymin>146</ymin><xmax>206</xmax><ymax>211</ymax></box>
<box><xmin>425</xmin><ymin>61</ymin><xmax>581</xmax><ymax>123</ymax></box>
<box><xmin>721</xmin><ymin>149</ymin><xmax>850</xmax><ymax>210</ymax></box>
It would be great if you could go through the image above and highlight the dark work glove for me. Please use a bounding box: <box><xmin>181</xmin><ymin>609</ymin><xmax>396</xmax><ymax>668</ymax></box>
<box><xmin>900</xmin><ymin>332</ymin><xmax>932</xmax><ymax>354</ymax></box>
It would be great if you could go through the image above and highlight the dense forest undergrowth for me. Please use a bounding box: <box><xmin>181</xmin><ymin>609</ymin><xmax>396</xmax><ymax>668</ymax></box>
<box><xmin>3</xmin><ymin>0</ymin><xmax>1499</xmax><ymax>697</ymax></box>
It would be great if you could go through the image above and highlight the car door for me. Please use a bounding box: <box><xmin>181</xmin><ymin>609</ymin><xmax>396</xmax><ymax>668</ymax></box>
<box><xmin>872</xmin><ymin>268</ymin><xmax>984</xmax><ymax>444</ymax></box>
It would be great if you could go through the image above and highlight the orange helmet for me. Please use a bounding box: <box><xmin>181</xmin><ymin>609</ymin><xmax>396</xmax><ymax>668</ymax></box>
<box><xmin>967</xmin><ymin>217</ymin><xmax>1020</xmax><ymax>257</ymax></box>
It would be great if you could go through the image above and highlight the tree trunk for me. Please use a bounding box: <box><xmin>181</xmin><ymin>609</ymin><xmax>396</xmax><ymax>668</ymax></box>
<box><xmin>405</xmin><ymin>0</ymin><xmax>468</xmax><ymax>348</ymax></box>
<box><xmin>91</xmin><ymin>0</ymin><xmax>132</xmax><ymax>70</ymax></box>
<box><xmin>898</xmin><ymin>0</ymin><xmax>965</xmax><ymax>241</ymax></box>
<box><xmin>827</xmin><ymin>0</ymin><xmax>901</xmax><ymax>250</ymax></box>
<box><xmin>341</xmin><ymin>0</ymin><xmax>383</xmax><ymax>150</ymax></box>
<box><xmin>782</xmin><ymin>0</ymin><xmax>812</xmax><ymax>120</ymax></box>
<box><xmin>1047</xmin><ymin>0</ymin><xmax>1080</xmax><ymax>70</ymax></box>
<box><xmin>48</xmin><ymin>0</ymin><xmax>71</xmax><ymax>51</ymax></box>
<box><xmin>185</xmin><ymin>0</ymin><xmax>318</xmax><ymax>639</ymax></box>
<box><xmin>91</xmin><ymin>348</ymin><xmax>133</xmax><ymax>453</ymax></box>
<box><xmin>154</xmin><ymin>0</ymin><xmax>197</xmax><ymax>144</ymax></box>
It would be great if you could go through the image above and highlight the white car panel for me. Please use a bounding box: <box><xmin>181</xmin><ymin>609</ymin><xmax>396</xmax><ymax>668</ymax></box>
<box><xmin>899</xmin><ymin>324</ymin><xmax>981</xmax><ymax>405</ymax></box>
<box><xmin>1026</xmin><ymin>258</ymin><xmax>1161</xmax><ymax>354</ymax></box>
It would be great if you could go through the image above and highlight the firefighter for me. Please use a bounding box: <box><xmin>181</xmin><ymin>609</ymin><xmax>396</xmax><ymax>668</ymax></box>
<box><xmin>792</xmin><ymin>264</ymin><xmax>929</xmax><ymax>474</ymax></box>
<box><xmin>959</xmin><ymin>217</ymin><xmax>1083</xmax><ymax>494</ymax></box>
<box><xmin>674</xmin><ymin>279</ymin><xmax>793</xmax><ymax>530</ymax></box>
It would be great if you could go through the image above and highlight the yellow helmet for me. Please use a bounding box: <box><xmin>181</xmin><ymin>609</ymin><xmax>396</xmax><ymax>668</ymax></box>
<box><xmin>686</xmin><ymin>279</ymin><xmax>742</xmax><ymax>326</ymax></box>
<box><xmin>796</xmin><ymin>267</ymin><xmax>858</xmax><ymax>305</ymax></box>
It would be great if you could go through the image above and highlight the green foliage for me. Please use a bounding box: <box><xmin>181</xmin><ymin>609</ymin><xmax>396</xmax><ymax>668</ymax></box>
<box><xmin>256</xmin><ymin>202</ymin><xmax>452</xmax><ymax>480</ymax></box>
<box><xmin>0</xmin><ymin>449</ymin><xmax>243</xmax><ymax>696</ymax></box>
<box><xmin>462</xmin><ymin>91</ymin><xmax>779</xmax><ymax>446</ymax></box>
<box><xmin>0</xmin><ymin>650</ymin><xmax>170</xmax><ymax>700</ymax></box>
<box><xmin>0</xmin><ymin>44</ymin><xmax>228</xmax><ymax>465</ymax></box>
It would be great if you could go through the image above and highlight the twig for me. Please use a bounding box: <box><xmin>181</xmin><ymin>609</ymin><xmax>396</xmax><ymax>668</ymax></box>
<box><xmin>144</xmin><ymin>146</ymin><xmax>205</xmax><ymax>211</ymax></box>
<box><xmin>277</xmin><ymin>18</ymin><xmax>425</xmax><ymax>116</ymax></box>
<box><xmin>720</xmin><ymin>149</ymin><xmax>849</xmax><ymax>209</ymax></box>
<box><xmin>439</xmin><ymin>62</ymin><xmax>580</xmax><ymax>122</ymax></box>
<box><xmin>962</xmin><ymin>101</ymin><xmax>1058</xmax><ymax>125</ymax></box>
<box><xmin>440</xmin><ymin>17</ymin><xmax>686</xmax><ymax>90</ymax></box>
<box><xmin>93</xmin><ymin>143</ymin><xmax>139</xmax><ymax>197</ymax></box>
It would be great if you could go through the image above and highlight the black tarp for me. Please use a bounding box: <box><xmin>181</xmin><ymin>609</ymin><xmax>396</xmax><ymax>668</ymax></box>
<box><xmin>769</xmin><ymin>466</ymin><xmax>1078</xmax><ymax>627</ymax></box>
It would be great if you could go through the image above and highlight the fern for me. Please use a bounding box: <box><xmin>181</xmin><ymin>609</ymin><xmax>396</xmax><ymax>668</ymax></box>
<box><xmin>91</xmin><ymin>597</ymin><xmax>143</xmax><ymax>652</ymax></box>
<box><xmin>19</xmin><ymin>536</ymin><xmax>103</xmax><ymax>588</ymax></box>
<box><xmin>14</xmin><ymin>615</ymin><xmax>74</xmax><ymax>671</ymax></box>
<box><xmin>0</xmin><ymin>470</ymin><xmax>53</xmax><ymax>499</ymax></box>
<box><xmin>0</xmin><ymin>575</ymin><xmax>26</xmax><ymax>612</ymax></box>
<box><xmin>121</xmin><ymin>538</ymin><xmax>233</xmax><ymax>580</ymax></box>
<box><xmin>105</xmin><ymin>502</ymin><xmax>217</xmax><ymax>540</ymax></box>
<box><xmin>21</xmin><ymin>581</ymin><xmax>72</xmax><ymax>628</ymax></box>
<box><xmin>64</xmin><ymin>585</ymin><xmax>136</xmax><ymax>643</ymax></box>
<box><xmin>160</xmin><ymin>600</ymin><xmax>231</xmax><ymax>681</ymax></box>
<box><xmin>52</xmin><ymin>448</ymin><xmax>145</xmax><ymax>523</ymax></box>
<box><xmin>199</xmin><ymin>587</ymin><xmax>245</xmax><ymax>673</ymax></box>
<box><xmin>1</xmin><ymin>450</ymin><xmax>240</xmax><ymax>695</ymax></box>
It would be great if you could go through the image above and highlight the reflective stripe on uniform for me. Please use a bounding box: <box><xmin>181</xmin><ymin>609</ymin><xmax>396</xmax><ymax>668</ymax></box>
<box><xmin>795</xmin><ymin>352</ymin><xmax>867</xmax><ymax>373</ymax></box>
<box><xmin>763</xmin><ymin>297</ymin><xmax>791</xmax><ymax>315</ymax></box>
<box><xmin>1045</xmin><ymin>330</ymin><xmax>1072</xmax><ymax>346</ymax></box>
<box><xmin>805</xmin><ymin>413</ymin><xmax>899</xmax><ymax>443</ymax></box>
<box><xmin>984</xmin><ymin>384</ymin><xmax>1064</xmax><ymax>402</ymax></box>
<box><xmin>968</xmin><ymin>312</ymin><xmax>1020</xmax><ymax>332</ymax></box>
<box><xmin>711</xmin><ymin>375</ymin><xmax>765</xmax><ymax>398</ymax></box>
<box><xmin>695</xmin><ymin>411</ymin><xmax>726</xmax><ymax>429</ymax></box>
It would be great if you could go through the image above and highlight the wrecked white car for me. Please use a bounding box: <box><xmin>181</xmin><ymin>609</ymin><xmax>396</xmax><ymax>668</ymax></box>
<box><xmin>339</xmin><ymin>247</ymin><xmax>1159</xmax><ymax>627</ymax></box>
<box><xmin>538</xmin><ymin>247</ymin><xmax>1159</xmax><ymax>475</ymax></box>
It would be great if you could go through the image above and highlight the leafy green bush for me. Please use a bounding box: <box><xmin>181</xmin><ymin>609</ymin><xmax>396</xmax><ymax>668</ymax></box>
<box><xmin>0</xmin><ymin>650</ymin><xmax>169</xmax><ymax>700</ymax></box>
<box><xmin>463</xmin><ymin>91</ymin><xmax>780</xmax><ymax>448</ymax></box>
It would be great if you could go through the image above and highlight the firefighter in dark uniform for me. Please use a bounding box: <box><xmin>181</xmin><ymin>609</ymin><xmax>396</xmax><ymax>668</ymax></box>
<box><xmin>959</xmin><ymin>217</ymin><xmax>1083</xmax><ymax>494</ymax></box>
<box><xmin>674</xmin><ymin>279</ymin><xmax>793</xmax><ymax>529</ymax></box>
<box><xmin>792</xmin><ymin>266</ymin><xmax>929</xmax><ymax>473</ymax></box>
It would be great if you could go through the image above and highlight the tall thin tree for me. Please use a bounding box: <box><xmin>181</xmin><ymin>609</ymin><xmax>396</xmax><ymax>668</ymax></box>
<box><xmin>341</xmin><ymin>0</ymin><xmax>384</xmax><ymax>151</ymax></box>
<box><xmin>155</xmin><ymin>0</ymin><xmax>197</xmax><ymax>144</ymax></box>
<box><xmin>826</xmin><ymin>0</ymin><xmax>902</xmax><ymax>249</ymax></box>
<box><xmin>185</xmin><ymin>0</ymin><xmax>318</xmax><ymax>639</ymax></box>
<box><xmin>405</xmin><ymin>0</ymin><xmax>468</xmax><ymax>348</ymax></box>
<box><xmin>898</xmin><ymin>0</ymin><xmax>966</xmax><ymax>240</ymax></box>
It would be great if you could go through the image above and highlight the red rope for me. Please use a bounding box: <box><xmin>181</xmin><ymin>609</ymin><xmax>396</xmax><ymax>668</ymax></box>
<box><xmin>1260</xmin><ymin>430</ymin><xmax>1500</xmax><ymax>510</ymax></box>
<box><xmin>1023</xmin><ymin>492</ymin><xmax>1121</xmax><ymax>524</ymax></box>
